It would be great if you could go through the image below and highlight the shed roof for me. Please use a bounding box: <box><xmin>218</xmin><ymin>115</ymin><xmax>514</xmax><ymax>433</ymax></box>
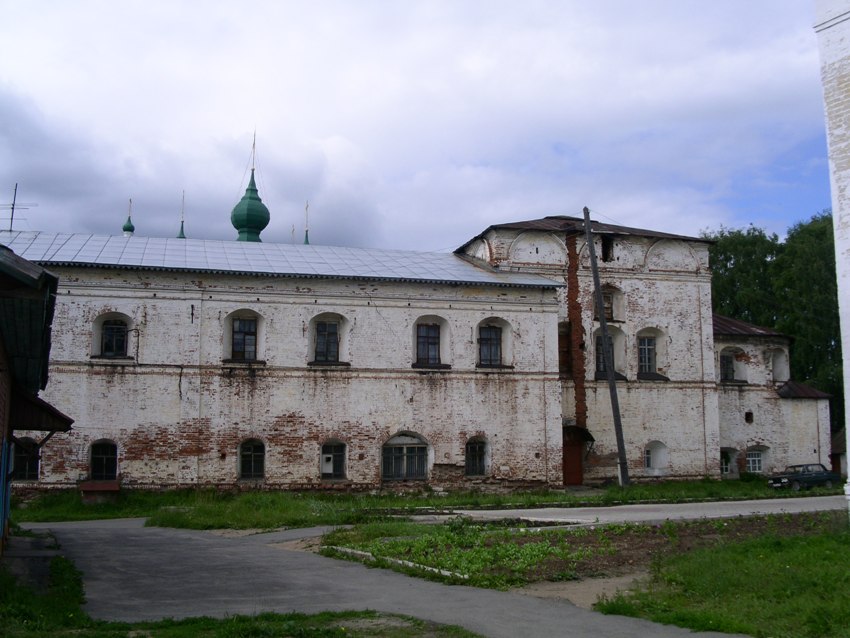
<box><xmin>0</xmin><ymin>231</ymin><xmax>560</xmax><ymax>289</ymax></box>
<box><xmin>776</xmin><ymin>380</ymin><xmax>831</xmax><ymax>400</ymax></box>
<box><xmin>712</xmin><ymin>314</ymin><xmax>787</xmax><ymax>338</ymax></box>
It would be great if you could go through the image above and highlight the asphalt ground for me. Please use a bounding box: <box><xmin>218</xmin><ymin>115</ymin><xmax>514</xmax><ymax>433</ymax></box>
<box><xmin>14</xmin><ymin>495</ymin><xmax>848</xmax><ymax>638</ymax></box>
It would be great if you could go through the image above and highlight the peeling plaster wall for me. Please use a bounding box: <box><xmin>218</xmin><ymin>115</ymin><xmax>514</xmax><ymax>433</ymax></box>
<box><xmin>28</xmin><ymin>269</ymin><xmax>562</xmax><ymax>490</ymax></box>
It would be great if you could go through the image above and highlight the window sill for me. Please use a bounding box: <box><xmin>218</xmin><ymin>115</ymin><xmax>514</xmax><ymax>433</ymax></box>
<box><xmin>412</xmin><ymin>363</ymin><xmax>452</xmax><ymax>370</ymax></box>
<box><xmin>90</xmin><ymin>356</ymin><xmax>134</xmax><ymax>365</ymax></box>
<box><xmin>720</xmin><ymin>380</ymin><xmax>748</xmax><ymax>386</ymax></box>
<box><xmin>594</xmin><ymin>371</ymin><xmax>628</xmax><ymax>381</ymax></box>
<box><xmin>476</xmin><ymin>364</ymin><xmax>514</xmax><ymax>371</ymax></box>
<box><xmin>222</xmin><ymin>359</ymin><xmax>267</xmax><ymax>366</ymax></box>
<box><xmin>308</xmin><ymin>361</ymin><xmax>351</xmax><ymax>368</ymax></box>
<box><xmin>637</xmin><ymin>372</ymin><xmax>669</xmax><ymax>381</ymax></box>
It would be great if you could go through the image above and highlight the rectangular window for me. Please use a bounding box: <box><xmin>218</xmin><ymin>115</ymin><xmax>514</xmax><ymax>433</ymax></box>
<box><xmin>644</xmin><ymin>448</ymin><xmax>652</xmax><ymax>469</ymax></box>
<box><xmin>315</xmin><ymin>322</ymin><xmax>339</xmax><ymax>363</ymax></box>
<box><xmin>465</xmin><ymin>440</ymin><xmax>486</xmax><ymax>476</ymax></box>
<box><xmin>91</xmin><ymin>443</ymin><xmax>117</xmax><ymax>481</ymax></box>
<box><xmin>12</xmin><ymin>440</ymin><xmax>39</xmax><ymax>480</ymax></box>
<box><xmin>558</xmin><ymin>322</ymin><xmax>571</xmax><ymax>375</ymax></box>
<box><xmin>746</xmin><ymin>451</ymin><xmax>763</xmax><ymax>474</ymax></box>
<box><xmin>382</xmin><ymin>445</ymin><xmax>427</xmax><ymax>480</ymax></box>
<box><xmin>240</xmin><ymin>441</ymin><xmax>265</xmax><ymax>479</ymax></box>
<box><xmin>478</xmin><ymin>326</ymin><xmax>502</xmax><ymax>366</ymax></box>
<box><xmin>595</xmin><ymin>335</ymin><xmax>613</xmax><ymax>373</ymax></box>
<box><xmin>638</xmin><ymin>337</ymin><xmax>657</xmax><ymax>374</ymax></box>
<box><xmin>416</xmin><ymin>324</ymin><xmax>441</xmax><ymax>366</ymax></box>
<box><xmin>720</xmin><ymin>454</ymin><xmax>731</xmax><ymax>475</ymax></box>
<box><xmin>720</xmin><ymin>354</ymin><xmax>735</xmax><ymax>381</ymax></box>
<box><xmin>321</xmin><ymin>443</ymin><xmax>346</xmax><ymax>479</ymax></box>
<box><xmin>232</xmin><ymin>318</ymin><xmax>257</xmax><ymax>361</ymax></box>
<box><xmin>102</xmin><ymin>320</ymin><xmax>128</xmax><ymax>357</ymax></box>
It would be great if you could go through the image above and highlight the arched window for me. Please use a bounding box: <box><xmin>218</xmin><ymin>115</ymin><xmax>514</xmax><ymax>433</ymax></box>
<box><xmin>12</xmin><ymin>437</ymin><xmax>39</xmax><ymax>480</ymax></box>
<box><xmin>746</xmin><ymin>446</ymin><xmax>768</xmax><ymax>474</ymax></box>
<box><xmin>382</xmin><ymin>433</ymin><xmax>428</xmax><ymax>480</ymax></box>
<box><xmin>91</xmin><ymin>440</ymin><xmax>118</xmax><ymax>480</ymax></box>
<box><xmin>92</xmin><ymin>313</ymin><xmax>132</xmax><ymax>358</ymax></box>
<box><xmin>477</xmin><ymin>318</ymin><xmax>512</xmax><ymax>368</ymax></box>
<box><xmin>465</xmin><ymin>438</ymin><xmax>488</xmax><ymax>476</ymax></box>
<box><xmin>594</xmin><ymin>326</ymin><xmax>626</xmax><ymax>380</ymax></box>
<box><xmin>224</xmin><ymin>310</ymin><xmax>264</xmax><ymax>362</ymax></box>
<box><xmin>766</xmin><ymin>348</ymin><xmax>790</xmax><ymax>383</ymax></box>
<box><xmin>644</xmin><ymin>440</ymin><xmax>669</xmax><ymax>474</ymax></box>
<box><xmin>637</xmin><ymin>327</ymin><xmax>668</xmax><ymax>380</ymax></box>
<box><xmin>719</xmin><ymin>347</ymin><xmax>747</xmax><ymax>383</ymax></box>
<box><xmin>594</xmin><ymin>285</ymin><xmax>624</xmax><ymax>322</ymax></box>
<box><xmin>413</xmin><ymin>315</ymin><xmax>450</xmax><ymax>369</ymax></box>
<box><xmin>240</xmin><ymin>439</ymin><xmax>265</xmax><ymax>479</ymax></box>
<box><xmin>321</xmin><ymin>441</ymin><xmax>346</xmax><ymax>479</ymax></box>
<box><xmin>309</xmin><ymin>313</ymin><xmax>350</xmax><ymax>366</ymax></box>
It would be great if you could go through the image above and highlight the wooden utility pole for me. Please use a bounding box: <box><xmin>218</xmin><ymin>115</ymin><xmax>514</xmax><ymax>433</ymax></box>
<box><xmin>583</xmin><ymin>206</ymin><xmax>630</xmax><ymax>486</ymax></box>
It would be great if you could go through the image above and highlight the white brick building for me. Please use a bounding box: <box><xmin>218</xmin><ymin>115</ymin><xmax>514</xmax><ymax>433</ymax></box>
<box><xmin>1</xmin><ymin>178</ymin><xmax>832</xmax><ymax>490</ymax></box>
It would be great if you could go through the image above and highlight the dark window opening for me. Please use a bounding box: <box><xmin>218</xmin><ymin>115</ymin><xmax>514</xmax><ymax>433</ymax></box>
<box><xmin>240</xmin><ymin>439</ymin><xmax>265</xmax><ymax>479</ymax></box>
<box><xmin>601</xmin><ymin>235</ymin><xmax>614</xmax><ymax>262</ymax></box>
<box><xmin>745</xmin><ymin>411</ymin><xmax>754</xmax><ymax>424</ymax></box>
<box><xmin>594</xmin><ymin>292</ymin><xmax>614</xmax><ymax>321</ymax></box>
<box><xmin>321</xmin><ymin>443</ymin><xmax>346</xmax><ymax>479</ymax></box>
<box><xmin>91</xmin><ymin>442</ymin><xmax>117</xmax><ymax>481</ymax></box>
<box><xmin>558</xmin><ymin>322</ymin><xmax>571</xmax><ymax>375</ymax></box>
<box><xmin>595</xmin><ymin>335</ymin><xmax>614</xmax><ymax>374</ymax></box>
<box><xmin>720</xmin><ymin>354</ymin><xmax>735</xmax><ymax>381</ymax></box>
<box><xmin>101</xmin><ymin>319</ymin><xmax>128</xmax><ymax>357</ymax></box>
<box><xmin>416</xmin><ymin>324</ymin><xmax>441</xmax><ymax>366</ymax></box>
<box><xmin>315</xmin><ymin>321</ymin><xmax>340</xmax><ymax>363</ymax></box>
<box><xmin>382</xmin><ymin>444</ymin><xmax>427</xmax><ymax>480</ymax></box>
<box><xmin>232</xmin><ymin>318</ymin><xmax>257</xmax><ymax>361</ymax></box>
<box><xmin>478</xmin><ymin>325</ymin><xmax>502</xmax><ymax>366</ymax></box>
<box><xmin>12</xmin><ymin>439</ymin><xmax>39</xmax><ymax>480</ymax></box>
<box><xmin>465</xmin><ymin>440</ymin><xmax>486</xmax><ymax>476</ymax></box>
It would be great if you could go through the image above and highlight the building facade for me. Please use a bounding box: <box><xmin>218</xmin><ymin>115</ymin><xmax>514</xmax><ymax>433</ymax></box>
<box><xmin>1</xmin><ymin>182</ymin><xmax>832</xmax><ymax>491</ymax></box>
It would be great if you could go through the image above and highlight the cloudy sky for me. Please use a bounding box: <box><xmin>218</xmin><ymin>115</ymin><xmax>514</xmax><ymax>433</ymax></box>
<box><xmin>0</xmin><ymin>1</ymin><xmax>831</xmax><ymax>251</ymax></box>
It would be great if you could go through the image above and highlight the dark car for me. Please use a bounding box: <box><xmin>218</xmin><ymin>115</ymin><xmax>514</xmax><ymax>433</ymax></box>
<box><xmin>767</xmin><ymin>463</ymin><xmax>841</xmax><ymax>491</ymax></box>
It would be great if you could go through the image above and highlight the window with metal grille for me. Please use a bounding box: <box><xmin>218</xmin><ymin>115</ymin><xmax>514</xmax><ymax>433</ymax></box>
<box><xmin>644</xmin><ymin>447</ymin><xmax>652</xmax><ymax>469</ymax></box>
<box><xmin>416</xmin><ymin>324</ymin><xmax>441</xmax><ymax>366</ymax></box>
<box><xmin>465</xmin><ymin>439</ymin><xmax>486</xmax><ymax>476</ymax></box>
<box><xmin>638</xmin><ymin>336</ymin><xmax>657</xmax><ymax>374</ymax></box>
<box><xmin>321</xmin><ymin>443</ymin><xmax>346</xmax><ymax>479</ymax></box>
<box><xmin>382</xmin><ymin>444</ymin><xmax>427</xmax><ymax>480</ymax></box>
<box><xmin>746</xmin><ymin>450</ymin><xmax>763</xmax><ymax>473</ymax></box>
<box><xmin>315</xmin><ymin>321</ymin><xmax>339</xmax><ymax>363</ymax></box>
<box><xmin>478</xmin><ymin>326</ymin><xmax>502</xmax><ymax>366</ymax></box>
<box><xmin>232</xmin><ymin>318</ymin><xmax>257</xmax><ymax>361</ymax></box>
<box><xmin>12</xmin><ymin>438</ymin><xmax>39</xmax><ymax>480</ymax></box>
<box><xmin>720</xmin><ymin>354</ymin><xmax>735</xmax><ymax>381</ymax></box>
<box><xmin>91</xmin><ymin>442</ymin><xmax>117</xmax><ymax>480</ymax></box>
<box><xmin>240</xmin><ymin>439</ymin><xmax>265</xmax><ymax>479</ymax></box>
<box><xmin>101</xmin><ymin>320</ymin><xmax>128</xmax><ymax>357</ymax></box>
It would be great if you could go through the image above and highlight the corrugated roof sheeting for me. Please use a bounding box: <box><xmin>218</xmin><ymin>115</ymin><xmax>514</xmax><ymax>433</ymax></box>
<box><xmin>712</xmin><ymin>314</ymin><xmax>786</xmax><ymax>338</ymax></box>
<box><xmin>776</xmin><ymin>380</ymin><xmax>831</xmax><ymax>400</ymax></box>
<box><xmin>0</xmin><ymin>231</ymin><xmax>560</xmax><ymax>289</ymax></box>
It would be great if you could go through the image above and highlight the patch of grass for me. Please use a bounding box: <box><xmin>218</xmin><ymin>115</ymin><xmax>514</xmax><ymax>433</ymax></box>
<box><xmin>324</xmin><ymin>517</ymin><xmax>595</xmax><ymax>589</ymax></box>
<box><xmin>13</xmin><ymin>478</ymin><xmax>834</xmax><ymax>529</ymax></box>
<box><xmin>595</xmin><ymin>523</ymin><xmax>850</xmax><ymax>638</ymax></box>
<box><xmin>1</xmin><ymin>558</ymin><xmax>479</xmax><ymax>637</ymax></box>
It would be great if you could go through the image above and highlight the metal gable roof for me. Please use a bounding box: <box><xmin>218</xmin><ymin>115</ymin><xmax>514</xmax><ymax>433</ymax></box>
<box><xmin>0</xmin><ymin>231</ymin><xmax>561</xmax><ymax>289</ymax></box>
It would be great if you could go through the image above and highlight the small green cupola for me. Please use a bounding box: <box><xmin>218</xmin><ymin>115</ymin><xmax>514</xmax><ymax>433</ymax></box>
<box><xmin>122</xmin><ymin>215</ymin><xmax>135</xmax><ymax>237</ymax></box>
<box><xmin>230</xmin><ymin>169</ymin><xmax>270</xmax><ymax>242</ymax></box>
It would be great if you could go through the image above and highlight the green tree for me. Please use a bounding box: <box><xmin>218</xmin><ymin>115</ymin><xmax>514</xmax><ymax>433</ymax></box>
<box><xmin>772</xmin><ymin>213</ymin><xmax>842</xmax><ymax>396</ymax></box>
<box><xmin>702</xmin><ymin>225</ymin><xmax>782</xmax><ymax>327</ymax></box>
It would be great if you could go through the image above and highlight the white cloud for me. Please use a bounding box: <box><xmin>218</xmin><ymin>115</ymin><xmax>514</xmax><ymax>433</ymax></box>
<box><xmin>0</xmin><ymin>1</ymin><xmax>830</xmax><ymax>250</ymax></box>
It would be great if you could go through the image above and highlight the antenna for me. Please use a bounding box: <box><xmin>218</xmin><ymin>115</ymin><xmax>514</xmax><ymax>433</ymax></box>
<box><xmin>1</xmin><ymin>183</ymin><xmax>38</xmax><ymax>231</ymax></box>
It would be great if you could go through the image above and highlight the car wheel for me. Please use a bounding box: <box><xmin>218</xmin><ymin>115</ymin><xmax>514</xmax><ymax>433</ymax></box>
<box><xmin>792</xmin><ymin>481</ymin><xmax>801</xmax><ymax>492</ymax></box>
<box><xmin>825</xmin><ymin>480</ymin><xmax>833</xmax><ymax>489</ymax></box>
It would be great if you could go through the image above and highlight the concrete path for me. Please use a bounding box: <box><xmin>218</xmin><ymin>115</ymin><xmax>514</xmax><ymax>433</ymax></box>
<box><xmin>23</xmin><ymin>496</ymin><xmax>845</xmax><ymax>638</ymax></box>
